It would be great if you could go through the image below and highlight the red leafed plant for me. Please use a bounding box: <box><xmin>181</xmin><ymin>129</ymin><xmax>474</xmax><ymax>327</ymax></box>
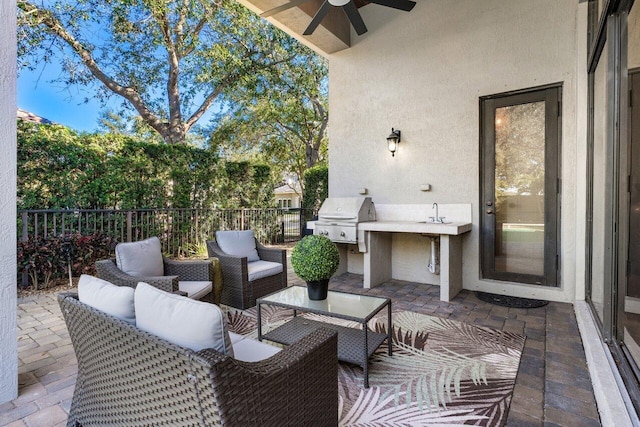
<box><xmin>17</xmin><ymin>233</ymin><xmax>118</xmax><ymax>289</ymax></box>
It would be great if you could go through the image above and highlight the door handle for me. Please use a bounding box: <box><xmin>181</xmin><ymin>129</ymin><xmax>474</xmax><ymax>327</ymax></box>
<box><xmin>486</xmin><ymin>209</ymin><xmax>493</xmax><ymax>215</ymax></box>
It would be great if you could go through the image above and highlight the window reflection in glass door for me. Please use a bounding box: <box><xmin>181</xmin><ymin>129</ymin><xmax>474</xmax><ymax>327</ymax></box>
<box><xmin>623</xmin><ymin>3</ymin><xmax>640</xmax><ymax>372</ymax></box>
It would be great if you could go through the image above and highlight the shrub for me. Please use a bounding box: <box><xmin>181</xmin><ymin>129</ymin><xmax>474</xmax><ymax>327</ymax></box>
<box><xmin>67</xmin><ymin>233</ymin><xmax>119</xmax><ymax>276</ymax></box>
<box><xmin>291</xmin><ymin>234</ymin><xmax>340</xmax><ymax>282</ymax></box>
<box><xmin>17</xmin><ymin>232</ymin><xmax>118</xmax><ymax>289</ymax></box>
<box><xmin>17</xmin><ymin>236</ymin><xmax>64</xmax><ymax>290</ymax></box>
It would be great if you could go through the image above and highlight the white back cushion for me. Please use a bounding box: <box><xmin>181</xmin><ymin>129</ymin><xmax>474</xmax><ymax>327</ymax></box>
<box><xmin>134</xmin><ymin>282</ymin><xmax>234</xmax><ymax>356</ymax></box>
<box><xmin>215</xmin><ymin>230</ymin><xmax>260</xmax><ymax>262</ymax></box>
<box><xmin>115</xmin><ymin>237</ymin><xmax>164</xmax><ymax>277</ymax></box>
<box><xmin>77</xmin><ymin>275</ymin><xmax>135</xmax><ymax>324</ymax></box>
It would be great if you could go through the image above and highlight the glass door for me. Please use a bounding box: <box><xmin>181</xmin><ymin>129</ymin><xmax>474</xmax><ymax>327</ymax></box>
<box><xmin>619</xmin><ymin>0</ymin><xmax>640</xmax><ymax>394</ymax></box>
<box><xmin>480</xmin><ymin>86</ymin><xmax>561</xmax><ymax>286</ymax></box>
<box><xmin>587</xmin><ymin>0</ymin><xmax>640</xmax><ymax>413</ymax></box>
<box><xmin>625</xmin><ymin>69</ymin><xmax>640</xmax><ymax>372</ymax></box>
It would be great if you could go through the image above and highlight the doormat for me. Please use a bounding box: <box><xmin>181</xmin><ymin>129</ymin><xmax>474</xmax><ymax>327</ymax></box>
<box><xmin>226</xmin><ymin>306</ymin><xmax>525</xmax><ymax>426</ymax></box>
<box><xmin>475</xmin><ymin>291</ymin><xmax>549</xmax><ymax>309</ymax></box>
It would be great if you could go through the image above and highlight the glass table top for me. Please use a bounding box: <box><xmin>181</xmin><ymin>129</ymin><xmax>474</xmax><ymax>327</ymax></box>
<box><xmin>258</xmin><ymin>286</ymin><xmax>389</xmax><ymax>321</ymax></box>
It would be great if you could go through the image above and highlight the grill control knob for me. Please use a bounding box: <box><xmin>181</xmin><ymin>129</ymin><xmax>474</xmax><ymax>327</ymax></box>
<box><xmin>340</xmin><ymin>231</ymin><xmax>346</xmax><ymax>237</ymax></box>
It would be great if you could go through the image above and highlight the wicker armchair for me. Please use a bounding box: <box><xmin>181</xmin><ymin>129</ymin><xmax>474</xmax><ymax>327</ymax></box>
<box><xmin>59</xmin><ymin>292</ymin><xmax>339</xmax><ymax>427</ymax></box>
<box><xmin>207</xmin><ymin>232</ymin><xmax>287</xmax><ymax>309</ymax></box>
<box><xmin>95</xmin><ymin>257</ymin><xmax>221</xmax><ymax>304</ymax></box>
<box><xmin>95</xmin><ymin>237</ymin><xmax>223</xmax><ymax>304</ymax></box>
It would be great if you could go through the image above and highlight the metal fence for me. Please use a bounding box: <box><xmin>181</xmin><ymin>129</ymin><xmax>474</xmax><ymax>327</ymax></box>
<box><xmin>18</xmin><ymin>208</ymin><xmax>316</xmax><ymax>256</ymax></box>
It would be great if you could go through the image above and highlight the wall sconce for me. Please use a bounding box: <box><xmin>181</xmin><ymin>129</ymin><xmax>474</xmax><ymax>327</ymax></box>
<box><xmin>386</xmin><ymin>128</ymin><xmax>401</xmax><ymax>157</ymax></box>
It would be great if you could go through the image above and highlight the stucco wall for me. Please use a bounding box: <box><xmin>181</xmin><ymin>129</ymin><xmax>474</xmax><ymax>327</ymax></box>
<box><xmin>631</xmin><ymin>4</ymin><xmax>639</xmax><ymax>70</ymax></box>
<box><xmin>328</xmin><ymin>0</ymin><xmax>586</xmax><ymax>302</ymax></box>
<box><xmin>0</xmin><ymin>0</ymin><xmax>18</xmax><ymax>404</ymax></box>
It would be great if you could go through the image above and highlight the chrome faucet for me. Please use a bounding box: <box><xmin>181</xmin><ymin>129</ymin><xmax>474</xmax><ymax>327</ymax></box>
<box><xmin>430</xmin><ymin>203</ymin><xmax>444</xmax><ymax>223</ymax></box>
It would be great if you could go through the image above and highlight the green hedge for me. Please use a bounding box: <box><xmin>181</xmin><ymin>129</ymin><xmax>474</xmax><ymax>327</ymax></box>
<box><xmin>302</xmin><ymin>164</ymin><xmax>328</xmax><ymax>213</ymax></box>
<box><xmin>17</xmin><ymin>121</ymin><xmax>275</xmax><ymax>210</ymax></box>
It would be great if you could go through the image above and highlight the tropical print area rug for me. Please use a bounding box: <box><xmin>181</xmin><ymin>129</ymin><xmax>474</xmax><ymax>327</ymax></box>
<box><xmin>225</xmin><ymin>305</ymin><xmax>525</xmax><ymax>426</ymax></box>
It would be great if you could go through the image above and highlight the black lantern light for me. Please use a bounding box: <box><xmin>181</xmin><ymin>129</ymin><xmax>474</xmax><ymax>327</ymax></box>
<box><xmin>386</xmin><ymin>128</ymin><xmax>401</xmax><ymax>157</ymax></box>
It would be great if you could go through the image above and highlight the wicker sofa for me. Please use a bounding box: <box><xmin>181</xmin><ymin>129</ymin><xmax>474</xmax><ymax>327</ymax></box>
<box><xmin>60</xmin><ymin>292</ymin><xmax>338</xmax><ymax>426</ymax></box>
<box><xmin>207</xmin><ymin>231</ymin><xmax>287</xmax><ymax>309</ymax></box>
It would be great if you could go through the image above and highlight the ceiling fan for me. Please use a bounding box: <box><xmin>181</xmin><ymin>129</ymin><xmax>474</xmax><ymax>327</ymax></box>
<box><xmin>260</xmin><ymin>0</ymin><xmax>416</xmax><ymax>36</ymax></box>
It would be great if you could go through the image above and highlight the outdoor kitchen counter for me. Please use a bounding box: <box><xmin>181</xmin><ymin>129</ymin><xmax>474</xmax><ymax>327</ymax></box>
<box><xmin>358</xmin><ymin>221</ymin><xmax>472</xmax><ymax>235</ymax></box>
<box><xmin>358</xmin><ymin>221</ymin><xmax>472</xmax><ymax>302</ymax></box>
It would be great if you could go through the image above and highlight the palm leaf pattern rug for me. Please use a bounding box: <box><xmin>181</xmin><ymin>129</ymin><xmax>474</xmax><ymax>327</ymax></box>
<box><xmin>226</xmin><ymin>306</ymin><xmax>525</xmax><ymax>426</ymax></box>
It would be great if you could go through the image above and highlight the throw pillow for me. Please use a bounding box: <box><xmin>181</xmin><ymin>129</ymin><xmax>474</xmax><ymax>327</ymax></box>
<box><xmin>115</xmin><ymin>236</ymin><xmax>164</xmax><ymax>277</ymax></box>
<box><xmin>134</xmin><ymin>282</ymin><xmax>234</xmax><ymax>356</ymax></box>
<box><xmin>77</xmin><ymin>274</ymin><xmax>136</xmax><ymax>324</ymax></box>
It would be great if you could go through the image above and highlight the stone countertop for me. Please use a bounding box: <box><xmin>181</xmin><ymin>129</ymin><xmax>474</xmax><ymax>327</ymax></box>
<box><xmin>358</xmin><ymin>220</ymin><xmax>472</xmax><ymax>235</ymax></box>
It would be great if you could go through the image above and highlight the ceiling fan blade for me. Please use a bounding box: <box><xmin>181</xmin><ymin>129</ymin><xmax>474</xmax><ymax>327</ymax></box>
<box><xmin>342</xmin><ymin>1</ymin><xmax>367</xmax><ymax>35</ymax></box>
<box><xmin>368</xmin><ymin>0</ymin><xmax>416</xmax><ymax>12</ymax></box>
<box><xmin>260</xmin><ymin>0</ymin><xmax>312</xmax><ymax>18</ymax></box>
<box><xmin>303</xmin><ymin>1</ymin><xmax>331</xmax><ymax>35</ymax></box>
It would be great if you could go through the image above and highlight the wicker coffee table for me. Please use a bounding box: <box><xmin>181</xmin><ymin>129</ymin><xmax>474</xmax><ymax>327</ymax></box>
<box><xmin>257</xmin><ymin>286</ymin><xmax>392</xmax><ymax>388</ymax></box>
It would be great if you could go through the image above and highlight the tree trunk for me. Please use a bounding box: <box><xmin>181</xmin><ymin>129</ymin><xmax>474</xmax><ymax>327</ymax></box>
<box><xmin>306</xmin><ymin>145</ymin><xmax>319</xmax><ymax>168</ymax></box>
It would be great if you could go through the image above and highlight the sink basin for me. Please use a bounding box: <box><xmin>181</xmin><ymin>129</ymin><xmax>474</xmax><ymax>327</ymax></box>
<box><xmin>418</xmin><ymin>220</ymin><xmax>451</xmax><ymax>224</ymax></box>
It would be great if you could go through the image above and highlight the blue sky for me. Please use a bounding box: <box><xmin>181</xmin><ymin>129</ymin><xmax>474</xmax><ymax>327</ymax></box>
<box><xmin>18</xmin><ymin>61</ymin><xmax>106</xmax><ymax>133</ymax></box>
<box><xmin>18</xmin><ymin>61</ymin><xmax>220</xmax><ymax>135</ymax></box>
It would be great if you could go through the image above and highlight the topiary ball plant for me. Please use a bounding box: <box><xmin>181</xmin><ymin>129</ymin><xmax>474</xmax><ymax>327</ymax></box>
<box><xmin>291</xmin><ymin>235</ymin><xmax>340</xmax><ymax>282</ymax></box>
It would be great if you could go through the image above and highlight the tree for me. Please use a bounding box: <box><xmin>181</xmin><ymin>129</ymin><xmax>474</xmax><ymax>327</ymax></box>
<box><xmin>217</xmin><ymin>161</ymin><xmax>274</xmax><ymax>208</ymax></box>
<box><xmin>210</xmin><ymin>44</ymin><xmax>328</xmax><ymax>192</ymax></box>
<box><xmin>302</xmin><ymin>164</ymin><xmax>328</xmax><ymax>212</ymax></box>
<box><xmin>17</xmin><ymin>0</ymin><xmax>297</xmax><ymax>144</ymax></box>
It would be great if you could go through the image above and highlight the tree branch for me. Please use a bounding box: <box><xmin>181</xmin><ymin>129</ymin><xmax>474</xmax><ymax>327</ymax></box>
<box><xmin>18</xmin><ymin>1</ymin><xmax>167</xmax><ymax>137</ymax></box>
<box><xmin>185</xmin><ymin>82</ymin><xmax>227</xmax><ymax>129</ymax></box>
<box><xmin>175</xmin><ymin>0</ymin><xmax>190</xmax><ymax>41</ymax></box>
<box><xmin>274</xmin><ymin>118</ymin><xmax>305</xmax><ymax>145</ymax></box>
<box><xmin>180</xmin><ymin>17</ymin><xmax>208</xmax><ymax>57</ymax></box>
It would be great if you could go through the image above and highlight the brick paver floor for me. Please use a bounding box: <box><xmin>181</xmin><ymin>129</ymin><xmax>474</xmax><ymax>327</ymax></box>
<box><xmin>1</xmin><ymin>265</ymin><xmax>600</xmax><ymax>426</ymax></box>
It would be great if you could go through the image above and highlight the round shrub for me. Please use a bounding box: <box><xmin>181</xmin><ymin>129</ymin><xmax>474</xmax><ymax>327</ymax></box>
<box><xmin>291</xmin><ymin>235</ymin><xmax>340</xmax><ymax>282</ymax></box>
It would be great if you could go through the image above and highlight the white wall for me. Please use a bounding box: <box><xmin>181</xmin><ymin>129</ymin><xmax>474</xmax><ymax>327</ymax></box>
<box><xmin>0</xmin><ymin>0</ymin><xmax>18</xmax><ymax>404</ymax></box>
<box><xmin>328</xmin><ymin>0</ymin><xmax>586</xmax><ymax>302</ymax></box>
<box><xmin>631</xmin><ymin>4</ymin><xmax>639</xmax><ymax>70</ymax></box>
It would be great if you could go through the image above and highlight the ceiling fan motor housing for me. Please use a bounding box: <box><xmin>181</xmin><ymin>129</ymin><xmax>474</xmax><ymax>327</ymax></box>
<box><xmin>261</xmin><ymin>0</ymin><xmax>416</xmax><ymax>36</ymax></box>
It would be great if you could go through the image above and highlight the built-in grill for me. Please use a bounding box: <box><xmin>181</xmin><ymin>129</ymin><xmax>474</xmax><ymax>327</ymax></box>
<box><xmin>315</xmin><ymin>197</ymin><xmax>376</xmax><ymax>244</ymax></box>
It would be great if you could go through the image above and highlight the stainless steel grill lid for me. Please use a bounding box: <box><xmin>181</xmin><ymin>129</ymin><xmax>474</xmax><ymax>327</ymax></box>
<box><xmin>315</xmin><ymin>197</ymin><xmax>375</xmax><ymax>244</ymax></box>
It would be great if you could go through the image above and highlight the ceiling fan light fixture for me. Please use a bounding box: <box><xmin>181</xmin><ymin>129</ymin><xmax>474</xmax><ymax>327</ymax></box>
<box><xmin>329</xmin><ymin>0</ymin><xmax>350</xmax><ymax>6</ymax></box>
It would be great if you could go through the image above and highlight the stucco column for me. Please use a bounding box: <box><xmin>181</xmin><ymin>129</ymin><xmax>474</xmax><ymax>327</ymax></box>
<box><xmin>0</xmin><ymin>0</ymin><xmax>18</xmax><ymax>404</ymax></box>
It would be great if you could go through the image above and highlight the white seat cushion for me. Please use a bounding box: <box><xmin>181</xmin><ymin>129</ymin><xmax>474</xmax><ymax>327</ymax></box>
<box><xmin>77</xmin><ymin>275</ymin><xmax>136</xmax><ymax>324</ymax></box>
<box><xmin>215</xmin><ymin>230</ymin><xmax>260</xmax><ymax>262</ymax></box>
<box><xmin>247</xmin><ymin>260</ymin><xmax>283</xmax><ymax>282</ymax></box>
<box><xmin>115</xmin><ymin>237</ymin><xmax>164</xmax><ymax>277</ymax></box>
<box><xmin>232</xmin><ymin>337</ymin><xmax>281</xmax><ymax>362</ymax></box>
<box><xmin>134</xmin><ymin>282</ymin><xmax>234</xmax><ymax>357</ymax></box>
<box><xmin>178</xmin><ymin>281</ymin><xmax>212</xmax><ymax>300</ymax></box>
<box><xmin>229</xmin><ymin>332</ymin><xmax>245</xmax><ymax>345</ymax></box>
